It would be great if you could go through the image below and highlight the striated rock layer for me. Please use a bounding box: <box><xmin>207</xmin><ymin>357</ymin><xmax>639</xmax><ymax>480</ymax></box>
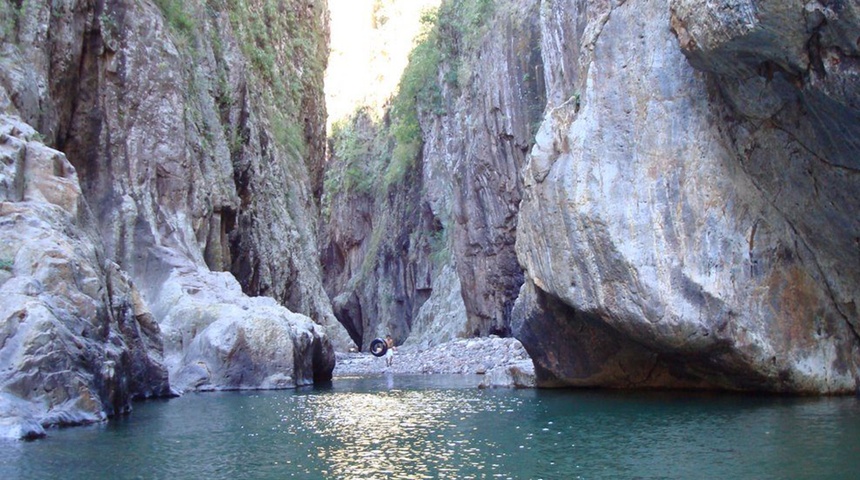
<box><xmin>514</xmin><ymin>0</ymin><xmax>860</xmax><ymax>393</ymax></box>
<box><xmin>421</xmin><ymin>0</ymin><xmax>545</xmax><ymax>338</ymax></box>
<box><xmin>1</xmin><ymin>0</ymin><xmax>341</xmax><ymax>436</ymax></box>
<box><xmin>322</xmin><ymin>0</ymin><xmax>546</xmax><ymax>349</ymax></box>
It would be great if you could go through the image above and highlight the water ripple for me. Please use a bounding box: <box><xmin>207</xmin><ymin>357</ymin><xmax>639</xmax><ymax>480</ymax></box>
<box><xmin>2</xmin><ymin>377</ymin><xmax>860</xmax><ymax>479</ymax></box>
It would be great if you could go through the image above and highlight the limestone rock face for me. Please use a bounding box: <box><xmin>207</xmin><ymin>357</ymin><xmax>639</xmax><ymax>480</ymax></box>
<box><xmin>0</xmin><ymin>117</ymin><xmax>169</xmax><ymax>439</ymax></box>
<box><xmin>404</xmin><ymin>264</ymin><xmax>469</xmax><ymax>351</ymax></box>
<box><xmin>669</xmin><ymin>0</ymin><xmax>860</xmax><ymax>342</ymax></box>
<box><xmin>421</xmin><ymin>1</ymin><xmax>544</xmax><ymax>338</ymax></box>
<box><xmin>0</xmin><ymin>0</ymin><xmax>344</xmax><ymax>435</ymax></box>
<box><xmin>4</xmin><ymin>0</ymin><xmax>347</xmax><ymax>334</ymax></box>
<box><xmin>515</xmin><ymin>0</ymin><xmax>860</xmax><ymax>392</ymax></box>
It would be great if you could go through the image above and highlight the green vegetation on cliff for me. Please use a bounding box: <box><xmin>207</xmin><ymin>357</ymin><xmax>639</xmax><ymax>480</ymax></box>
<box><xmin>322</xmin><ymin>0</ymin><xmax>496</xmax><ymax>341</ymax></box>
<box><xmin>154</xmin><ymin>0</ymin><xmax>196</xmax><ymax>34</ymax></box>
<box><xmin>225</xmin><ymin>0</ymin><xmax>327</xmax><ymax>157</ymax></box>
<box><xmin>143</xmin><ymin>0</ymin><xmax>326</xmax><ymax>162</ymax></box>
<box><xmin>325</xmin><ymin>0</ymin><xmax>495</xmax><ymax>200</ymax></box>
<box><xmin>388</xmin><ymin>0</ymin><xmax>494</xmax><ymax>186</ymax></box>
<box><xmin>0</xmin><ymin>1</ymin><xmax>20</xmax><ymax>41</ymax></box>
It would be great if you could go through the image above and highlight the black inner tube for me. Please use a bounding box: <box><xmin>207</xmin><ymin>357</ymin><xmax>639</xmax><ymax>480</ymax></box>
<box><xmin>369</xmin><ymin>338</ymin><xmax>387</xmax><ymax>357</ymax></box>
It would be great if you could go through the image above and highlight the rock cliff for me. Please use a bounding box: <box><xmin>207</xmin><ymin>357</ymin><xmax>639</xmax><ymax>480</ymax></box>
<box><xmin>515</xmin><ymin>0</ymin><xmax>860</xmax><ymax>392</ymax></box>
<box><xmin>0</xmin><ymin>117</ymin><xmax>170</xmax><ymax>439</ymax></box>
<box><xmin>421</xmin><ymin>0</ymin><xmax>544</xmax><ymax>338</ymax></box>
<box><xmin>322</xmin><ymin>0</ymin><xmax>545</xmax><ymax>349</ymax></box>
<box><xmin>323</xmin><ymin>0</ymin><xmax>859</xmax><ymax>393</ymax></box>
<box><xmin>1</xmin><ymin>0</ymin><xmax>343</xmax><ymax>437</ymax></box>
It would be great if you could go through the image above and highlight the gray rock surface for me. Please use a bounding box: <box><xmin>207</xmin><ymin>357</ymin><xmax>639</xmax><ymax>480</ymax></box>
<box><xmin>0</xmin><ymin>0</ymin><xmax>344</xmax><ymax>436</ymax></box>
<box><xmin>515</xmin><ymin>0</ymin><xmax>860</xmax><ymax>392</ymax></box>
<box><xmin>322</xmin><ymin>0</ymin><xmax>546</xmax><ymax>349</ymax></box>
<box><xmin>0</xmin><ymin>117</ymin><xmax>169</xmax><ymax>439</ymax></box>
<box><xmin>479</xmin><ymin>361</ymin><xmax>537</xmax><ymax>389</ymax></box>
<box><xmin>154</xmin><ymin>258</ymin><xmax>334</xmax><ymax>393</ymax></box>
<box><xmin>421</xmin><ymin>1</ymin><xmax>544</xmax><ymax>338</ymax></box>
<box><xmin>320</xmin><ymin>107</ymin><xmax>439</xmax><ymax>351</ymax></box>
<box><xmin>3</xmin><ymin>0</ymin><xmax>346</xmax><ymax>338</ymax></box>
<box><xmin>670</xmin><ymin>0</ymin><xmax>860</xmax><ymax>343</ymax></box>
<box><xmin>404</xmin><ymin>264</ymin><xmax>469</xmax><ymax>351</ymax></box>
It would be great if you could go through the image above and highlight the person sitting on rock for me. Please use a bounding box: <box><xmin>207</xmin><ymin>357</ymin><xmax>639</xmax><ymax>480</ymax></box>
<box><xmin>384</xmin><ymin>334</ymin><xmax>397</xmax><ymax>367</ymax></box>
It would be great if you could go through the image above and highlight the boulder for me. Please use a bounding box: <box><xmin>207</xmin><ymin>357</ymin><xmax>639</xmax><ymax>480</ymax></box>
<box><xmin>479</xmin><ymin>361</ymin><xmax>537</xmax><ymax>389</ymax></box>
<box><xmin>152</xmin><ymin>258</ymin><xmax>334</xmax><ymax>392</ymax></box>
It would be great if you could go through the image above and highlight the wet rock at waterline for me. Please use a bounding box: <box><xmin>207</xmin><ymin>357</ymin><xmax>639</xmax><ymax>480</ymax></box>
<box><xmin>0</xmin><ymin>114</ymin><xmax>335</xmax><ymax>438</ymax></box>
<box><xmin>0</xmin><ymin>118</ymin><xmax>170</xmax><ymax>439</ymax></box>
<box><xmin>479</xmin><ymin>361</ymin><xmax>537</xmax><ymax>389</ymax></box>
<box><xmin>515</xmin><ymin>0</ymin><xmax>860</xmax><ymax>392</ymax></box>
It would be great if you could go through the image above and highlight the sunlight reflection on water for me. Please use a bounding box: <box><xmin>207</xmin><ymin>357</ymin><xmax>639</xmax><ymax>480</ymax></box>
<box><xmin>2</xmin><ymin>375</ymin><xmax>860</xmax><ymax>479</ymax></box>
<box><xmin>283</xmin><ymin>386</ymin><xmax>498</xmax><ymax>479</ymax></box>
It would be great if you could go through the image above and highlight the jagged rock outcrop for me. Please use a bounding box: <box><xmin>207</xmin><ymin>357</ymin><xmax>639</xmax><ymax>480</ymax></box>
<box><xmin>0</xmin><ymin>117</ymin><xmax>170</xmax><ymax>439</ymax></box>
<box><xmin>1</xmin><ymin>0</ymin><xmax>343</xmax><ymax>436</ymax></box>
<box><xmin>514</xmin><ymin>0</ymin><xmax>860</xmax><ymax>393</ymax></box>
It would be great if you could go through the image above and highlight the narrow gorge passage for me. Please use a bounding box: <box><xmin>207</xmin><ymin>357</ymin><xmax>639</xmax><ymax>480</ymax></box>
<box><xmin>321</xmin><ymin>0</ymin><xmax>860</xmax><ymax>394</ymax></box>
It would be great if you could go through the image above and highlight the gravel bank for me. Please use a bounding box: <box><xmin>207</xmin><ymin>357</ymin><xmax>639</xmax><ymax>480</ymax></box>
<box><xmin>333</xmin><ymin>337</ymin><xmax>536</xmax><ymax>388</ymax></box>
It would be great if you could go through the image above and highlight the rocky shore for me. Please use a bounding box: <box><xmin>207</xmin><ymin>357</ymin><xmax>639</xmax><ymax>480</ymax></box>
<box><xmin>333</xmin><ymin>337</ymin><xmax>536</xmax><ymax>388</ymax></box>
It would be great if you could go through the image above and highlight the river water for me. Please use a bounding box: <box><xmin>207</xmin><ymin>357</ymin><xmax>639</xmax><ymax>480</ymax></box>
<box><xmin>2</xmin><ymin>374</ymin><xmax>859</xmax><ymax>479</ymax></box>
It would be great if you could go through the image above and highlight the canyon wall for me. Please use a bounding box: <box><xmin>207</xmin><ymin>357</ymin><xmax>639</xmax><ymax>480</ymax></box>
<box><xmin>0</xmin><ymin>117</ymin><xmax>170</xmax><ymax>439</ymax></box>
<box><xmin>322</xmin><ymin>0</ymin><xmax>545</xmax><ymax>349</ymax></box>
<box><xmin>324</xmin><ymin>0</ymin><xmax>859</xmax><ymax>392</ymax></box>
<box><xmin>421</xmin><ymin>0</ymin><xmax>545</xmax><ymax>339</ymax></box>
<box><xmin>1</xmin><ymin>0</ymin><xmax>857</xmax><ymax>442</ymax></box>
<box><xmin>0</xmin><ymin>0</ymin><xmax>343</xmax><ymax>437</ymax></box>
<box><xmin>515</xmin><ymin>0</ymin><xmax>860</xmax><ymax>392</ymax></box>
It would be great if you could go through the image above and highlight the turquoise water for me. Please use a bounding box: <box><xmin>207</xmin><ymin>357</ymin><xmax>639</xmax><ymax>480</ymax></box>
<box><xmin>2</xmin><ymin>374</ymin><xmax>859</xmax><ymax>479</ymax></box>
